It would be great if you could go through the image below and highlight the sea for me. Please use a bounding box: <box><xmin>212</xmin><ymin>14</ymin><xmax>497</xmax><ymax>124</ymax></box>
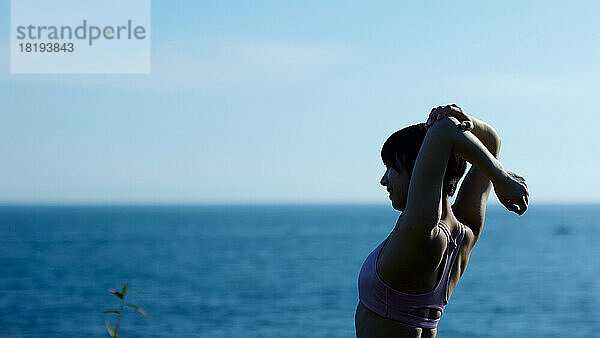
<box><xmin>1</xmin><ymin>204</ymin><xmax>599</xmax><ymax>337</ymax></box>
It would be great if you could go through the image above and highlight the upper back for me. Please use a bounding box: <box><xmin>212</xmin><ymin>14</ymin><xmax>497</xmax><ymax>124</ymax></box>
<box><xmin>377</xmin><ymin>218</ymin><xmax>475</xmax><ymax>297</ymax></box>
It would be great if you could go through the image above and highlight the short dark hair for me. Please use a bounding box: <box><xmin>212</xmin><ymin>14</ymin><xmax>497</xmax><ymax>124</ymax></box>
<box><xmin>381</xmin><ymin>122</ymin><xmax>467</xmax><ymax>197</ymax></box>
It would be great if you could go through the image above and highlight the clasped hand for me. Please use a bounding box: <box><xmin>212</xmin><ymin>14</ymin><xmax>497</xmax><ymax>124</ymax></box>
<box><xmin>425</xmin><ymin>103</ymin><xmax>474</xmax><ymax>131</ymax></box>
<box><xmin>425</xmin><ymin>103</ymin><xmax>529</xmax><ymax>215</ymax></box>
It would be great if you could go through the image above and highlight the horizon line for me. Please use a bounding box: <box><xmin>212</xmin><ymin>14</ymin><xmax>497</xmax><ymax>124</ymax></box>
<box><xmin>0</xmin><ymin>201</ymin><xmax>596</xmax><ymax>207</ymax></box>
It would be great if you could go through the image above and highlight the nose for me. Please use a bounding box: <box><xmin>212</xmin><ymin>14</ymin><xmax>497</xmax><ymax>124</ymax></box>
<box><xmin>380</xmin><ymin>169</ymin><xmax>389</xmax><ymax>187</ymax></box>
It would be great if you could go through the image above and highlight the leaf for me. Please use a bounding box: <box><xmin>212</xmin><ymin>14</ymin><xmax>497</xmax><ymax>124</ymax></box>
<box><xmin>121</xmin><ymin>283</ymin><xmax>127</xmax><ymax>297</ymax></box>
<box><xmin>109</xmin><ymin>289</ymin><xmax>123</xmax><ymax>299</ymax></box>
<box><xmin>126</xmin><ymin>303</ymin><xmax>148</xmax><ymax>316</ymax></box>
<box><xmin>105</xmin><ymin>319</ymin><xmax>115</xmax><ymax>337</ymax></box>
<box><xmin>103</xmin><ymin>310</ymin><xmax>122</xmax><ymax>315</ymax></box>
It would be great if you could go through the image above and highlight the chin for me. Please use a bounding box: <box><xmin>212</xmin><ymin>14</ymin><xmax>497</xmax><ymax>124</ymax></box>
<box><xmin>391</xmin><ymin>201</ymin><xmax>404</xmax><ymax>211</ymax></box>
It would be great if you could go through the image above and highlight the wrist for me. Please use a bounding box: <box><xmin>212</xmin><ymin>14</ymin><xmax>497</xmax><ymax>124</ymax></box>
<box><xmin>490</xmin><ymin>162</ymin><xmax>508</xmax><ymax>186</ymax></box>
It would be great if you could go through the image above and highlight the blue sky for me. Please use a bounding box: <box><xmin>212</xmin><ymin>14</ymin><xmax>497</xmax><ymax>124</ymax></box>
<box><xmin>1</xmin><ymin>0</ymin><xmax>598</xmax><ymax>204</ymax></box>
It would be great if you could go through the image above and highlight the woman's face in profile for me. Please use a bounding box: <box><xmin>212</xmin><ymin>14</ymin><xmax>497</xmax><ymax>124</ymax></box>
<box><xmin>380</xmin><ymin>159</ymin><xmax>410</xmax><ymax>211</ymax></box>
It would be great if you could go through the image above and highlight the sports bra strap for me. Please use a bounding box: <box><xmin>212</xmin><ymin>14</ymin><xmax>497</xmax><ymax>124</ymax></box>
<box><xmin>438</xmin><ymin>221</ymin><xmax>457</xmax><ymax>251</ymax></box>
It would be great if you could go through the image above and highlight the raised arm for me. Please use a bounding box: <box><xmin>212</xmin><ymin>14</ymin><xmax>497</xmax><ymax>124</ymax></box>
<box><xmin>451</xmin><ymin>117</ymin><xmax>500</xmax><ymax>241</ymax></box>
<box><xmin>399</xmin><ymin>111</ymin><xmax>525</xmax><ymax>241</ymax></box>
<box><xmin>426</xmin><ymin>106</ymin><xmax>528</xmax><ymax>242</ymax></box>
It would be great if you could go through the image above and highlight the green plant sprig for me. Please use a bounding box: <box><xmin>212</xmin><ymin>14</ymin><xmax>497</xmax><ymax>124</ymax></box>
<box><xmin>103</xmin><ymin>283</ymin><xmax>148</xmax><ymax>338</ymax></box>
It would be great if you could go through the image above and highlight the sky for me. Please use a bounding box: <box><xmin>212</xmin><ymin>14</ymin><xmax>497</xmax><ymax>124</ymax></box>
<box><xmin>1</xmin><ymin>0</ymin><xmax>599</xmax><ymax>204</ymax></box>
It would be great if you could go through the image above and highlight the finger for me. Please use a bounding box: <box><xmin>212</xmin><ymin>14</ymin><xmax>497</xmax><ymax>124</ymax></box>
<box><xmin>518</xmin><ymin>196</ymin><xmax>528</xmax><ymax>214</ymax></box>
<box><xmin>444</xmin><ymin>106</ymin><xmax>471</xmax><ymax>126</ymax></box>
<box><xmin>427</xmin><ymin>111</ymin><xmax>437</xmax><ymax>125</ymax></box>
<box><xmin>437</xmin><ymin>107</ymin><xmax>451</xmax><ymax>120</ymax></box>
<box><xmin>512</xmin><ymin>173</ymin><xmax>524</xmax><ymax>181</ymax></box>
<box><xmin>429</xmin><ymin>105</ymin><xmax>459</xmax><ymax>126</ymax></box>
<box><xmin>502</xmin><ymin>199</ymin><xmax>517</xmax><ymax>213</ymax></box>
<box><xmin>427</xmin><ymin>108</ymin><xmax>441</xmax><ymax>125</ymax></box>
<box><xmin>428</xmin><ymin>107</ymin><xmax>444</xmax><ymax>125</ymax></box>
<box><xmin>509</xmin><ymin>202</ymin><xmax>518</xmax><ymax>213</ymax></box>
<box><xmin>515</xmin><ymin>202</ymin><xmax>524</xmax><ymax>214</ymax></box>
<box><xmin>509</xmin><ymin>200</ymin><xmax>523</xmax><ymax>214</ymax></box>
<box><xmin>519</xmin><ymin>201</ymin><xmax>527</xmax><ymax>214</ymax></box>
<box><xmin>450</xmin><ymin>103</ymin><xmax>463</xmax><ymax>112</ymax></box>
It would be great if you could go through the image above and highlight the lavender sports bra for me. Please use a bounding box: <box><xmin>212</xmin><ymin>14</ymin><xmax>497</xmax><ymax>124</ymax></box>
<box><xmin>357</xmin><ymin>221</ymin><xmax>465</xmax><ymax>329</ymax></box>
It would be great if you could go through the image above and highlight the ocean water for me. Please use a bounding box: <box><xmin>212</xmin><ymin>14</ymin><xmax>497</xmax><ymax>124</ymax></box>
<box><xmin>1</xmin><ymin>204</ymin><xmax>599</xmax><ymax>337</ymax></box>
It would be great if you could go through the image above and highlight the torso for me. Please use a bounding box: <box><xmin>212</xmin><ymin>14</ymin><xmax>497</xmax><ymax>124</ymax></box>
<box><xmin>355</xmin><ymin>218</ymin><xmax>475</xmax><ymax>338</ymax></box>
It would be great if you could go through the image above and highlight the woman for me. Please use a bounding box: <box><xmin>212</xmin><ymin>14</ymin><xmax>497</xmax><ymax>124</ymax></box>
<box><xmin>355</xmin><ymin>104</ymin><xmax>529</xmax><ymax>337</ymax></box>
